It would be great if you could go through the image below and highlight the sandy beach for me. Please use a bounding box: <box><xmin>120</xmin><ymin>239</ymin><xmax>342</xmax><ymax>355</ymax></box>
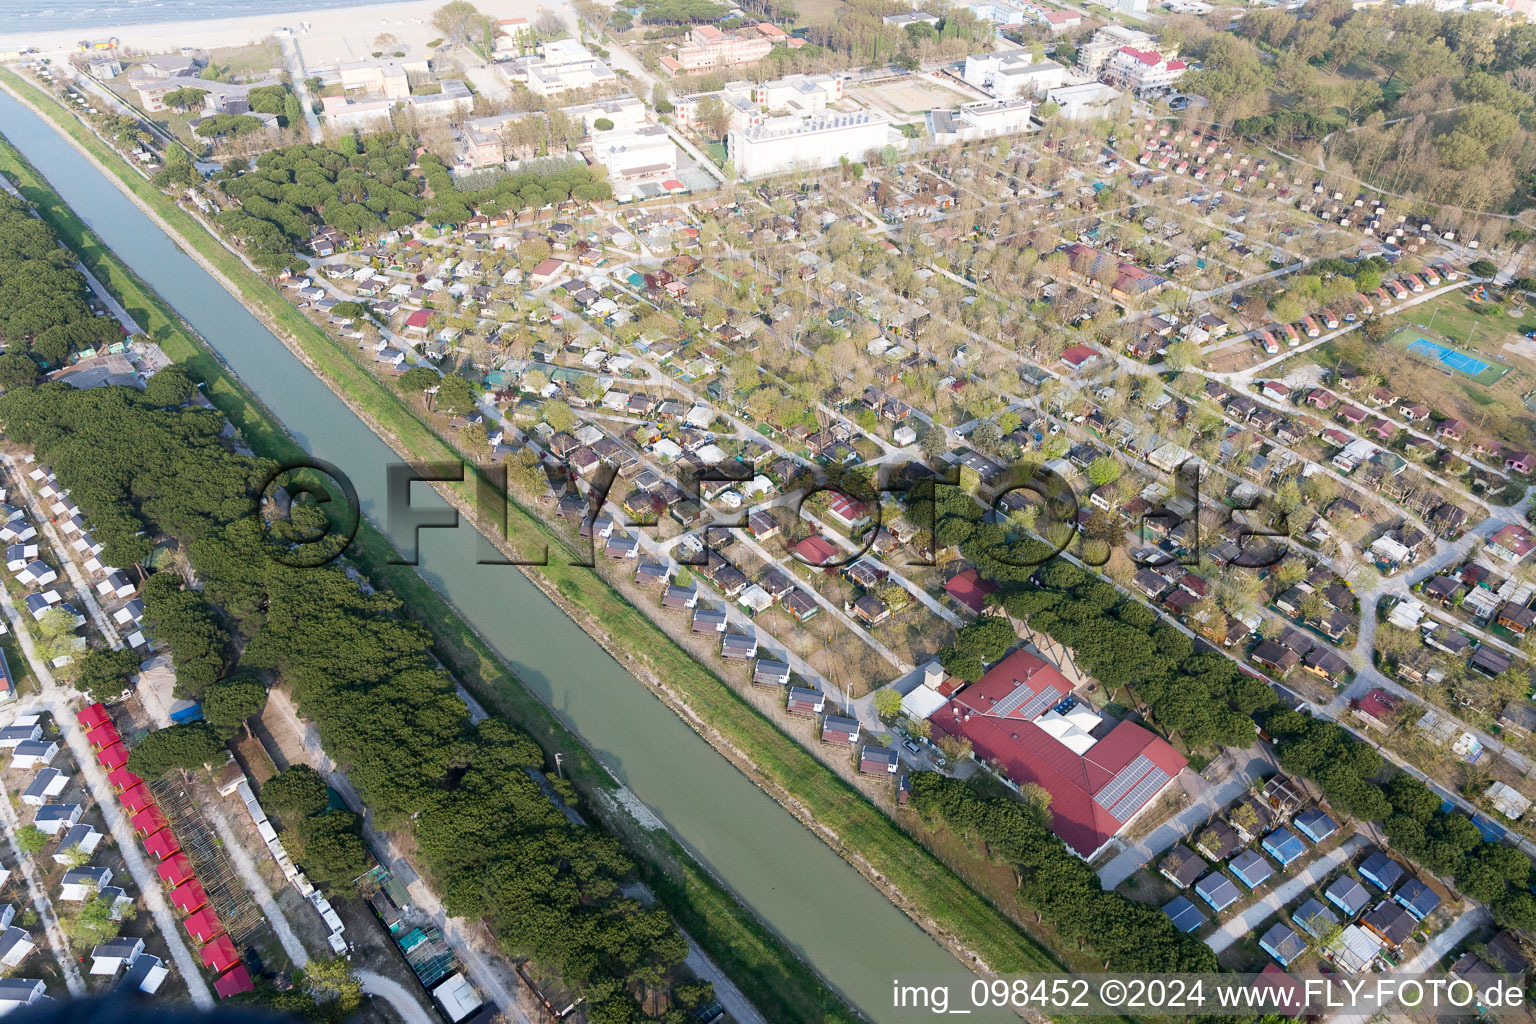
<box><xmin>2</xmin><ymin>0</ymin><xmax>559</xmax><ymax>63</ymax></box>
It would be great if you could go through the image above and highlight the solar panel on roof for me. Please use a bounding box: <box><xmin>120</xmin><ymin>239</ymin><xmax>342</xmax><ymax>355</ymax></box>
<box><xmin>1110</xmin><ymin>767</ymin><xmax>1170</xmax><ymax>822</ymax></box>
<box><xmin>1017</xmin><ymin>685</ymin><xmax>1064</xmax><ymax>720</ymax></box>
<box><xmin>989</xmin><ymin>680</ymin><xmax>1037</xmax><ymax>719</ymax></box>
<box><xmin>1095</xmin><ymin>754</ymin><xmax>1154</xmax><ymax>809</ymax></box>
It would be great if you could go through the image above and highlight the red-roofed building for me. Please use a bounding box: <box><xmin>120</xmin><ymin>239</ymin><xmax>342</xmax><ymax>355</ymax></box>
<box><xmin>1104</xmin><ymin>46</ymin><xmax>1187</xmax><ymax>90</ymax></box>
<box><xmin>158</xmin><ymin>852</ymin><xmax>195</xmax><ymax>888</ymax></box>
<box><xmin>171</xmin><ymin>879</ymin><xmax>209</xmax><ymax>915</ymax></box>
<box><xmin>1040</xmin><ymin>9</ymin><xmax>1081</xmax><ymax>30</ymax></box>
<box><xmin>1254</xmin><ymin>964</ymin><xmax>1305</xmax><ymax>1018</ymax></box>
<box><xmin>529</xmin><ymin>258</ymin><xmax>565</xmax><ymax>286</ymax></box>
<box><xmin>825</xmin><ymin>494</ymin><xmax>871</xmax><ymax>531</ymax></box>
<box><xmin>1489</xmin><ymin>524</ymin><xmax>1536</xmax><ymax>563</ymax></box>
<box><xmin>1352</xmin><ymin>687</ymin><xmax>1400</xmax><ymax>732</ymax></box>
<box><xmin>928</xmin><ymin>649</ymin><xmax>1187</xmax><ymax>858</ymax></box>
<box><xmin>86</xmin><ymin>722</ymin><xmax>121</xmax><ymax>750</ymax></box>
<box><xmin>402</xmin><ymin>308</ymin><xmax>432</xmax><ymax>334</ymax></box>
<box><xmin>200</xmin><ymin>933</ymin><xmax>239</xmax><ymax>974</ymax></box>
<box><xmin>184</xmin><ymin>907</ymin><xmax>222</xmax><ymax>945</ymax></box>
<box><xmin>143</xmin><ymin>829</ymin><xmax>181</xmax><ymax>861</ymax></box>
<box><xmin>792</xmin><ymin>535</ymin><xmax>841</xmax><ymax>566</ymax></box>
<box><xmin>132</xmin><ymin>805</ymin><xmax>169</xmax><ymax>838</ymax></box>
<box><xmin>119</xmin><ymin>784</ymin><xmax>154</xmax><ymax>814</ymax></box>
<box><xmin>106</xmin><ymin>767</ymin><xmax>143</xmax><ymax>793</ymax></box>
<box><xmin>214</xmin><ymin>965</ymin><xmax>254</xmax><ymax>999</ymax></box>
<box><xmin>96</xmin><ymin>741</ymin><xmax>129</xmax><ymax>769</ymax></box>
<box><xmin>1061</xmin><ymin>344</ymin><xmax>1101</xmax><ymax>372</ymax></box>
<box><xmin>945</xmin><ymin>569</ymin><xmax>998</xmax><ymax>614</ymax></box>
<box><xmin>76</xmin><ymin>704</ymin><xmax>111</xmax><ymax>731</ymax></box>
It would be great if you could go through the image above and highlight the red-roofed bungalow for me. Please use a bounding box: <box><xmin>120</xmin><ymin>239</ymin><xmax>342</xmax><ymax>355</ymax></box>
<box><xmin>791</xmin><ymin>535</ymin><xmax>841</xmax><ymax>567</ymax></box>
<box><xmin>183</xmin><ymin>906</ymin><xmax>222</xmax><ymax>945</ymax></box>
<box><xmin>200</xmin><ymin>933</ymin><xmax>239</xmax><ymax>974</ymax></box>
<box><xmin>214</xmin><ymin>965</ymin><xmax>254</xmax><ymax>999</ymax></box>
<box><xmin>119</xmin><ymin>784</ymin><xmax>154</xmax><ymax>814</ymax></box>
<box><xmin>132</xmin><ymin>805</ymin><xmax>169</xmax><ymax>838</ymax></box>
<box><xmin>105</xmin><ymin>767</ymin><xmax>142</xmax><ymax>792</ymax></box>
<box><xmin>76</xmin><ymin>704</ymin><xmax>111</xmax><ymax>730</ymax></box>
<box><xmin>171</xmin><ymin>879</ymin><xmax>208</xmax><ymax>915</ymax></box>
<box><xmin>86</xmin><ymin>722</ymin><xmax>121</xmax><ymax>751</ymax></box>
<box><xmin>143</xmin><ymin>829</ymin><xmax>181</xmax><ymax>861</ymax></box>
<box><xmin>97</xmin><ymin>741</ymin><xmax>129</xmax><ymax>769</ymax></box>
<box><xmin>928</xmin><ymin>649</ymin><xmax>1187</xmax><ymax>859</ymax></box>
<box><xmin>158</xmin><ymin>852</ymin><xmax>195</xmax><ymax>888</ymax></box>
<box><xmin>106</xmin><ymin>767</ymin><xmax>143</xmax><ymax>793</ymax></box>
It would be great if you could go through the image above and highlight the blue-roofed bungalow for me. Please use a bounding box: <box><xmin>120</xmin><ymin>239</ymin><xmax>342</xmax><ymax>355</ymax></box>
<box><xmin>1260</xmin><ymin>921</ymin><xmax>1307</xmax><ymax>967</ymax></box>
<box><xmin>1294</xmin><ymin>807</ymin><xmax>1339</xmax><ymax>843</ymax></box>
<box><xmin>1325</xmin><ymin>875</ymin><xmax>1370</xmax><ymax>917</ymax></box>
<box><xmin>1393</xmin><ymin>878</ymin><xmax>1442</xmax><ymax>920</ymax></box>
<box><xmin>1196</xmin><ymin>872</ymin><xmax>1241</xmax><ymax>913</ymax></box>
<box><xmin>1163</xmin><ymin>896</ymin><xmax>1208</xmax><ymax>934</ymax></box>
<box><xmin>1261</xmin><ymin>828</ymin><xmax>1306</xmax><ymax>867</ymax></box>
<box><xmin>1359</xmin><ymin>851</ymin><xmax>1405</xmax><ymax>892</ymax></box>
<box><xmin>1231</xmin><ymin>850</ymin><xmax>1275</xmax><ymax>889</ymax></box>
<box><xmin>1292</xmin><ymin>897</ymin><xmax>1340</xmax><ymax>938</ymax></box>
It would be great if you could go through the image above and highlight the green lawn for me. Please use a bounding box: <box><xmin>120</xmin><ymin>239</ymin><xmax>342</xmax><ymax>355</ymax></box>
<box><xmin>1</xmin><ymin>66</ymin><xmax>1085</xmax><ymax>987</ymax></box>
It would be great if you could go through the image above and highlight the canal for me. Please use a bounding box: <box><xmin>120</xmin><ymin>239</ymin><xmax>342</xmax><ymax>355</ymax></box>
<box><xmin>0</xmin><ymin>89</ymin><xmax>960</xmax><ymax>1020</ymax></box>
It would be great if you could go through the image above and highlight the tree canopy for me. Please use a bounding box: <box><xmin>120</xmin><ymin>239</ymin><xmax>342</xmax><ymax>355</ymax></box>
<box><xmin>126</xmin><ymin>722</ymin><xmax>225</xmax><ymax>779</ymax></box>
<box><xmin>0</xmin><ymin>195</ymin><xmax>123</xmax><ymax>366</ymax></box>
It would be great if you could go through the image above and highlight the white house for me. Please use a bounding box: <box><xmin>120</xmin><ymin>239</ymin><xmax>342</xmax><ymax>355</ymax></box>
<box><xmin>52</xmin><ymin>824</ymin><xmax>103</xmax><ymax>865</ymax></box>
<box><xmin>0</xmin><ymin>929</ymin><xmax>32</xmax><ymax>970</ymax></box>
<box><xmin>0</xmin><ymin>521</ymin><xmax>37</xmax><ymax>544</ymax></box>
<box><xmin>20</xmin><ymin>769</ymin><xmax>67</xmax><ymax>806</ymax></box>
<box><xmin>33</xmin><ymin>803</ymin><xmax>82</xmax><ymax>836</ymax></box>
<box><xmin>122</xmin><ymin>953</ymin><xmax>169</xmax><ymax>995</ymax></box>
<box><xmin>3</xmin><ymin>545</ymin><xmax>37</xmax><ymax>572</ymax></box>
<box><xmin>13</xmin><ymin>561</ymin><xmax>53</xmax><ymax>588</ymax></box>
<box><xmin>0</xmin><ymin>978</ymin><xmax>46</xmax><ymax>1015</ymax></box>
<box><xmin>10</xmin><ymin>740</ymin><xmax>59</xmax><ymax>771</ymax></box>
<box><xmin>89</xmin><ymin>936</ymin><xmax>144</xmax><ymax>976</ymax></box>
<box><xmin>59</xmin><ymin>866</ymin><xmax>112</xmax><ymax>902</ymax></box>
<box><xmin>0</xmin><ymin>721</ymin><xmax>42</xmax><ymax>749</ymax></box>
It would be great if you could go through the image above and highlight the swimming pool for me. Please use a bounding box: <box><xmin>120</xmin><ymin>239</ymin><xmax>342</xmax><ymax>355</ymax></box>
<box><xmin>1407</xmin><ymin>337</ymin><xmax>1491</xmax><ymax>376</ymax></box>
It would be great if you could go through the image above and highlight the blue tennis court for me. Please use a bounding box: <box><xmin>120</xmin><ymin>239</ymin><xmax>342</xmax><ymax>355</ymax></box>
<box><xmin>1408</xmin><ymin>337</ymin><xmax>1491</xmax><ymax>376</ymax></box>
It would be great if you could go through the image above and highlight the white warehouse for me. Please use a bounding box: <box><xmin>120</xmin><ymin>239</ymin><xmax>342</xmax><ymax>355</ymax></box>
<box><xmin>962</xmin><ymin>54</ymin><xmax>1066</xmax><ymax>99</ymax></box>
<box><xmin>727</xmin><ymin>111</ymin><xmax>890</xmax><ymax>179</ymax></box>
<box><xmin>591</xmin><ymin>124</ymin><xmax>677</xmax><ymax>181</ymax></box>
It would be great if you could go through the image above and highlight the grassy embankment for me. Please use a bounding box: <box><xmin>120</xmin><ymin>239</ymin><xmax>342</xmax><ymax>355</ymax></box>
<box><xmin>0</xmin><ymin>65</ymin><xmax>1076</xmax><ymax>983</ymax></box>
<box><xmin>0</xmin><ymin>132</ymin><xmax>861</xmax><ymax>1024</ymax></box>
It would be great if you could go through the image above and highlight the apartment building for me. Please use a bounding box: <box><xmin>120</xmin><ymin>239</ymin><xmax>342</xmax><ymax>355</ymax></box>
<box><xmin>1075</xmin><ymin>25</ymin><xmax>1156</xmax><ymax>76</ymax></box>
<box><xmin>662</xmin><ymin>25</ymin><xmax>772</xmax><ymax>74</ymax></box>
<box><xmin>1102</xmin><ymin>46</ymin><xmax>1187</xmax><ymax>90</ymax></box>
<box><xmin>502</xmin><ymin>38</ymin><xmax>618</xmax><ymax>96</ymax></box>
<box><xmin>335</xmin><ymin>56</ymin><xmax>427</xmax><ymax>99</ymax></box>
